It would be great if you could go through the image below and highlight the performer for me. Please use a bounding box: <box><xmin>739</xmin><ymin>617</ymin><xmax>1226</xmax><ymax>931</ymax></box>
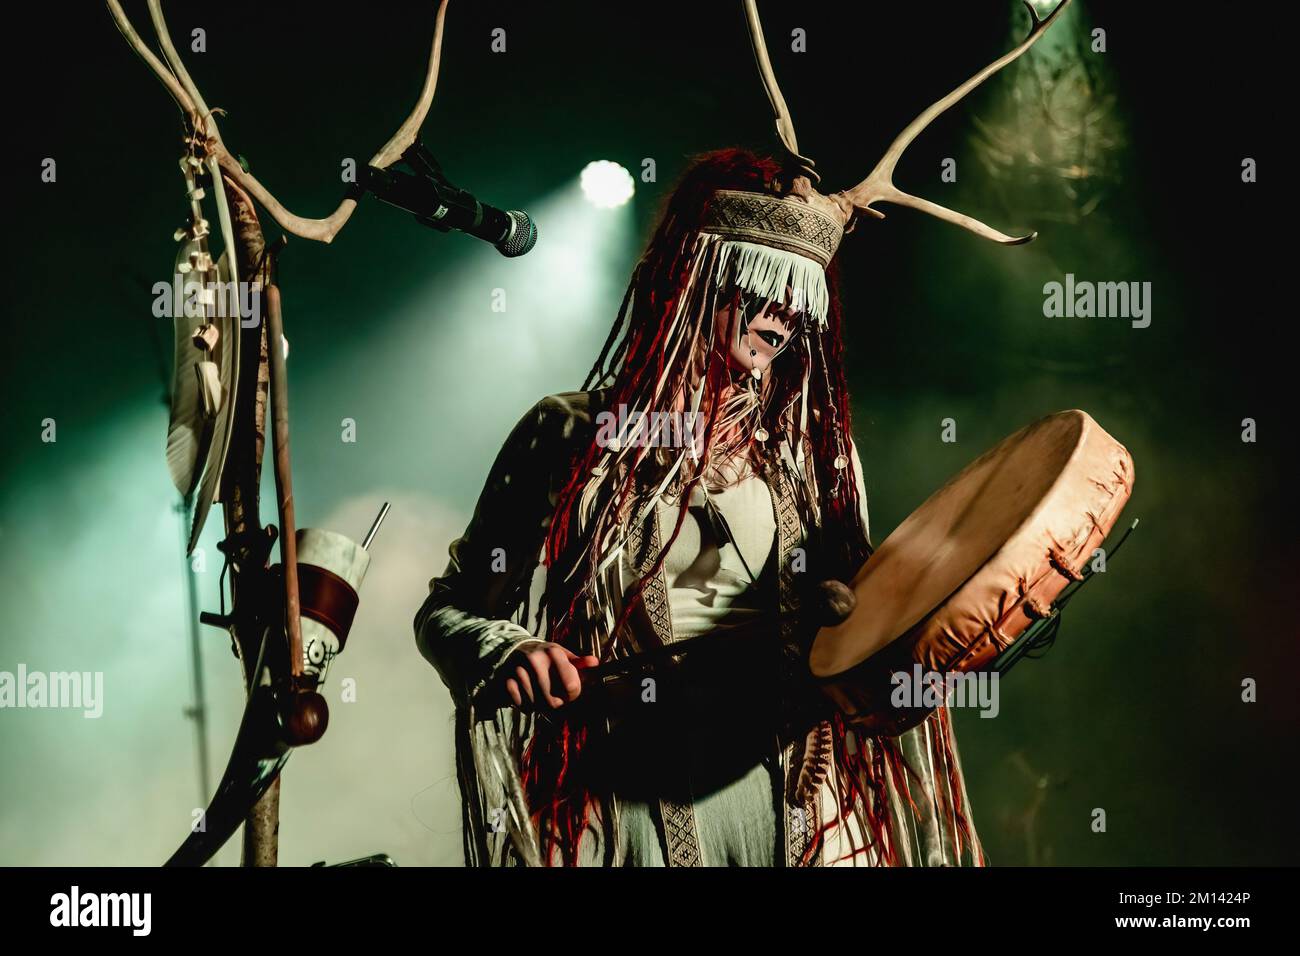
<box><xmin>415</xmin><ymin>149</ymin><xmax>983</xmax><ymax>867</ymax></box>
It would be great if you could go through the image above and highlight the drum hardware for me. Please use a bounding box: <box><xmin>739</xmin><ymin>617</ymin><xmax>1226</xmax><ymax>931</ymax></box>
<box><xmin>992</xmin><ymin>518</ymin><xmax>1139</xmax><ymax>675</ymax></box>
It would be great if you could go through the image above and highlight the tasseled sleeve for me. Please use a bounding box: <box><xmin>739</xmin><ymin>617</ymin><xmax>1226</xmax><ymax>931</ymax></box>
<box><xmin>414</xmin><ymin>392</ymin><xmax>597</xmax><ymax>707</ymax></box>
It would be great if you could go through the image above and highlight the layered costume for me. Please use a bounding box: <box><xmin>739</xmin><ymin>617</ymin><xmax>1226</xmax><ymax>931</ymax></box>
<box><xmin>415</xmin><ymin>159</ymin><xmax>983</xmax><ymax>867</ymax></box>
<box><xmin>415</xmin><ymin>0</ymin><xmax>1073</xmax><ymax>868</ymax></box>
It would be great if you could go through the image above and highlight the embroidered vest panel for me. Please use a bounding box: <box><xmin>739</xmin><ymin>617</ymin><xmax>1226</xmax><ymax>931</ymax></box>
<box><xmin>623</xmin><ymin>455</ymin><xmax>828</xmax><ymax>867</ymax></box>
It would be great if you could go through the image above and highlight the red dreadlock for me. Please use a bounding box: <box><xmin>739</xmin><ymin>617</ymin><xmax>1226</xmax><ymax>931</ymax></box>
<box><xmin>519</xmin><ymin>149</ymin><xmax>954</xmax><ymax>867</ymax></box>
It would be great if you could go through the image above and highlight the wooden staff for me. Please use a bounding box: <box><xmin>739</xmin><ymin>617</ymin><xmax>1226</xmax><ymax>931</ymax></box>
<box><xmin>106</xmin><ymin>0</ymin><xmax>451</xmax><ymax>868</ymax></box>
<box><xmin>221</xmin><ymin>178</ymin><xmax>278</xmax><ymax>866</ymax></box>
<box><xmin>265</xmin><ymin>273</ymin><xmax>304</xmax><ymax>683</ymax></box>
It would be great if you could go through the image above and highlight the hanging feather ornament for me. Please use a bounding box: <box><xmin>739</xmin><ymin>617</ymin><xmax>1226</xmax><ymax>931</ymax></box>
<box><xmin>165</xmin><ymin>151</ymin><xmax>217</xmax><ymax>497</ymax></box>
<box><xmin>163</xmin><ymin>141</ymin><xmax>242</xmax><ymax>551</ymax></box>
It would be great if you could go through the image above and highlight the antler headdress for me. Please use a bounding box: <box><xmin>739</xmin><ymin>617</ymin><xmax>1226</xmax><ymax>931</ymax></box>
<box><xmin>708</xmin><ymin>0</ymin><xmax>1071</xmax><ymax>323</ymax></box>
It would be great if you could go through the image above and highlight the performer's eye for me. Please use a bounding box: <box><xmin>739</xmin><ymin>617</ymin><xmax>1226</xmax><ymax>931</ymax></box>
<box><xmin>769</xmin><ymin>310</ymin><xmax>804</xmax><ymax>341</ymax></box>
<box><xmin>756</xmin><ymin>329</ymin><xmax>785</xmax><ymax>349</ymax></box>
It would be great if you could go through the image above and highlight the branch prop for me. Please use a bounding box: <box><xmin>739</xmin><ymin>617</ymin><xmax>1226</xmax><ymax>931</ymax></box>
<box><xmin>164</xmin><ymin>188</ymin><xmax>385</xmax><ymax>864</ymax></box>
<box><xmin>116</xmin><ymin>0</ymin><xmax>444</xmax><ymax>544</ymax></box>
<box><xmin>108</xmin><ymin>1</ymin><xmax>408</xmax><ymax>866</ymax></box>
<box><xmin>106</xmin><ymin>0</ymin><xmax>450</xmax><ymax>242</ymax></box>
<box><xmin>212</xmin><ymin>175</ymin><xmax>278</xmax><ymax>866</ymax></box>
<box><xmin>167</xmin><ymin>265</ymin><xmax>387</xmax><ymax>867</ymax></box>
<box><xmin>165</xmin><ymin>627</ymin><xmax>290</xmax><ymax>867</ymax></box>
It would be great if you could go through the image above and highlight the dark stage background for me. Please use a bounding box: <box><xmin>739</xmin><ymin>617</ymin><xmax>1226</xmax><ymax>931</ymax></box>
<box><xmin>0</xmin><ymin>1</ymin><xmax>1293</xmax><ymax>866</ymax></box>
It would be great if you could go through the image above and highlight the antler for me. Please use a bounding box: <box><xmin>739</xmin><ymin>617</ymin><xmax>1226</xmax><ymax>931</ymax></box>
<box><xmin>106</xmin><ymin>0</ymin><xmax>449</xmax><ymax>243</ymax></box>
<box><xmin>741</xmin><ymin>0</ymin><xmax>818</xmax><ymax>182</ymax></box>
<box><xmin>836</xmin><ymin>0</ymin><xmax>1071</xmax><ymax>244</ymax></box>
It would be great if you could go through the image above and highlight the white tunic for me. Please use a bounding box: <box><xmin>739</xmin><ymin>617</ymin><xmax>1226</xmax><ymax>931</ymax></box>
<box><xmin>660</xmin><ymin>466</ymin><xmax>776</xmax><ymax>640</ymax></box>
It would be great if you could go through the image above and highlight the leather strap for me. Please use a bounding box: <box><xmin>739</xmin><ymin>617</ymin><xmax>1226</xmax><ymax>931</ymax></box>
<box><xmin>297</xmin><ymin>562</ymin><xmax>360</xmax><ymax>649</ymax></box>
<box><xmin>767</xmin><ymin>458</ymin><xmax>822</xmax><ymax>867</ymax></box>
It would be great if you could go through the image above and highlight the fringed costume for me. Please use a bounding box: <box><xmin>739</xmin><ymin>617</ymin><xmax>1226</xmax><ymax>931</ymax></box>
<box><xmin>415</xmin><ymin>150</ymin><xmax>985</xmax><ymax>867</ymax></box>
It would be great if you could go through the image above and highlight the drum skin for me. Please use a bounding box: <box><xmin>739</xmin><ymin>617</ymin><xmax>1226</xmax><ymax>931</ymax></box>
<box><xmin>810</xmin><ymin>410</ymin><xmax>1133</xmax><ymax>736</ymax></box>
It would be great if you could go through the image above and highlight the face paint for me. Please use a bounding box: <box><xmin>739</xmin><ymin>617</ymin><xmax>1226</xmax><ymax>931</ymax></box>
<box><xmin>721</xmin><ymin>289</ymin><xmax>805</xmax><ymax>376</ymax></box>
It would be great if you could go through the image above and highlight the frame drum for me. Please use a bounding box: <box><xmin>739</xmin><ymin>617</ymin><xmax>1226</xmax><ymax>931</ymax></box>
<box><xmin>810</xmin><ymin>410</ymin><xmax>1134</xmax><ymax>735</ymax></box>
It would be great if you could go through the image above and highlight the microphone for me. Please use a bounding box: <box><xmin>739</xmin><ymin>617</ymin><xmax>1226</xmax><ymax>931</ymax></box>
<box><xmin>361</xmin><ymin>142</ymin><xmax>537</xmax><ymax>257</ymax></box>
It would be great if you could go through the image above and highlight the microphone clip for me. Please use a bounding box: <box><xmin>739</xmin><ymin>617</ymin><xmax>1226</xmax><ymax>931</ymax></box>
<box><xmin>356</xmin><ymin>140</ymin><xmax>536</xmax><ymax>257</ymax></box>
<box><xmin>359</xmin><ymin>140</ymin><xmax>480</xmax><ymax>233</ymax></box>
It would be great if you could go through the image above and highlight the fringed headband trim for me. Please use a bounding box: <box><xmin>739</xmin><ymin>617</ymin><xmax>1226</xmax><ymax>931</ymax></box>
<box><xmin>699</xmin><ymin>188</ymin><xmax>844</xmax><ymax>269</ymax></box>
<box><xmin>705</xmin><ymin>235</ymin><xmax>830</xmax><ymax>330</ymax></box>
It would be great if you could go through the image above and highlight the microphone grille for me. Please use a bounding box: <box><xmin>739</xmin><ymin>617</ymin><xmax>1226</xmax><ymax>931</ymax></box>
<box><xmin>496</xmin><ymin>210</ymin><xmax>537</xmax><ymax>258</ymax></box>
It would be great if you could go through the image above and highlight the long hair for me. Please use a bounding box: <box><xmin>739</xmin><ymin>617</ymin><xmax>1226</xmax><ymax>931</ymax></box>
<box><xmin>519</xmin><ymin>149</ymin><xmax>887</xmax><ymax>865</ymax></box>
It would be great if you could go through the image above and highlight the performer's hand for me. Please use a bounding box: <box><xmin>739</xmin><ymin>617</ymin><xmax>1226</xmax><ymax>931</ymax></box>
<box><xmin>500</xmin><ymin>643</ymin><xmax>600</xmax><ymax>712</ymax></box>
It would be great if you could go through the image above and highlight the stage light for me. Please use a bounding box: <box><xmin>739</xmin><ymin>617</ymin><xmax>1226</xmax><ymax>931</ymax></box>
<box><xmin>580</xmin><ymin>160</ymin><xmax>634</xmax><ymax>209</ymax></box>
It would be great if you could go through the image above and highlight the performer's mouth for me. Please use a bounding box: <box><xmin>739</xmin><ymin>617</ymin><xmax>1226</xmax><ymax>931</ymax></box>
<box><xmin>756</xmin><ymin>330</ymin><xmax>784</xmax><ymax>349</ymax></box>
